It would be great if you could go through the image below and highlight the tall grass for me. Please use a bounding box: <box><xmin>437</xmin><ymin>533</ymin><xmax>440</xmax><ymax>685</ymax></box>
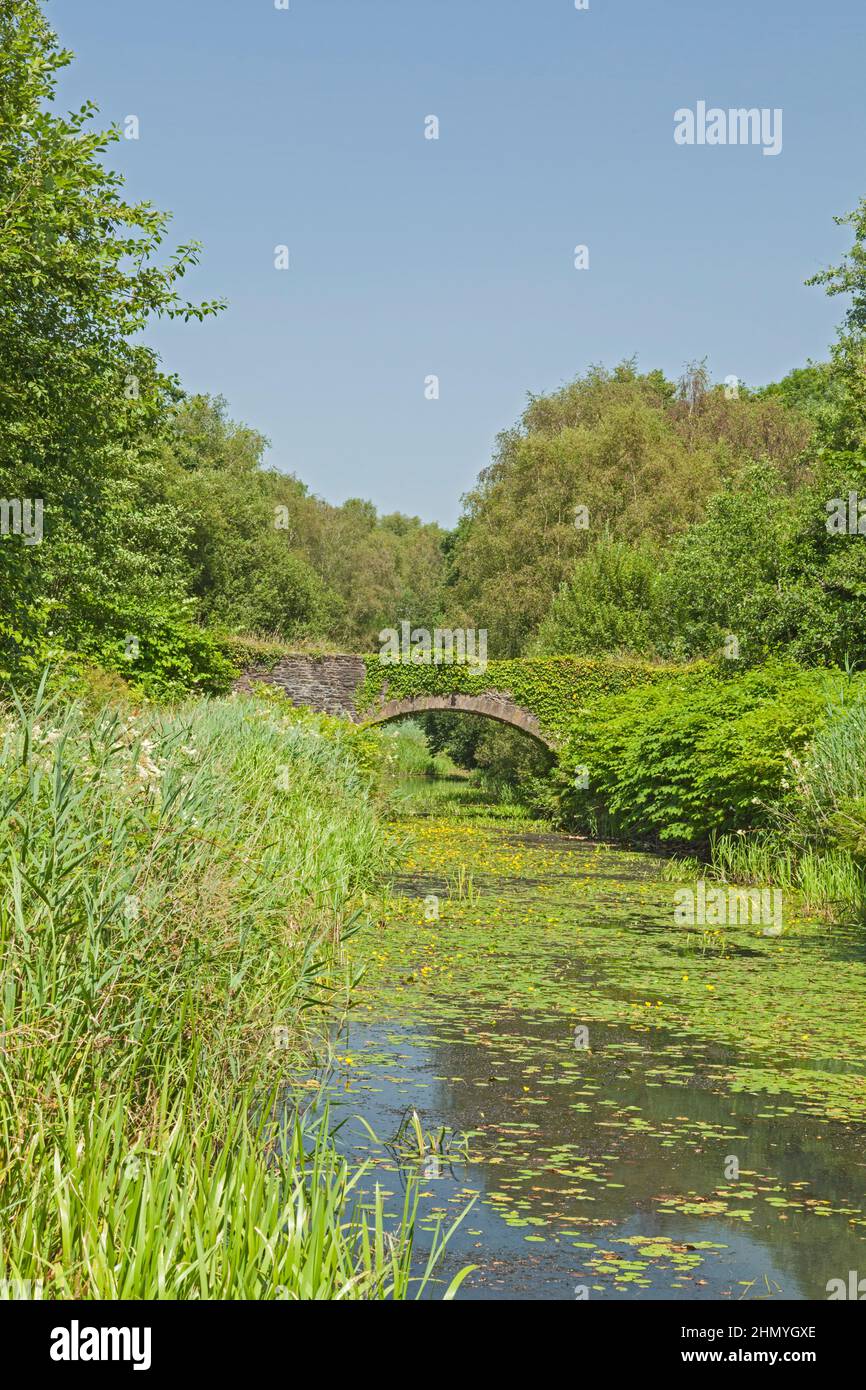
<box><xmin>376</xmin><ymin>720</ymin><xmax>460</xmax><ymax>784</ymax></box>
<box><xmin>709</xmin><ymin>829</ymin><xmax>866</xmax><ymax>921</ymax></box>
<box><xmin>0</xmin><ymin>677</ymin><xmax>462</xmax><ymax>1298</ymax></box>
<box><xmin>710</xmin><ymin>832</ymin><xmax>797</xmax><ymax>890</ymax></box>
<box><xmin>785</xmin><ymin>695</ymin><xmax>866</xmax><ymax>860</ymax></box>
<box><xmin>707</xmin><ymin>694</ymin><xmax>866</xmax><ymax>922</ymax></box>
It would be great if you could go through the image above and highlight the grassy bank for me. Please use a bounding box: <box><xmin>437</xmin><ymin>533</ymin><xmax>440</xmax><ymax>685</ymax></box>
<box><xmin>376</xmin><ymin>719</ymin><xmax>462</xmax><ymax>784</ymax></box>
<box><xmin>0</xmin><ymin>678</ymin><xmax>462</xmax><ymax>1299</ymax></box>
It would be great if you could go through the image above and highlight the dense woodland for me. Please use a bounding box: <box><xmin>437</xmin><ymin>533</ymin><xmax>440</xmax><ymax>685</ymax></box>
<box><xmin>3</xmin><ymin>4</ymin><xmax>866</xmax><ymax>703</ymax></box>
<box><xmin>4</xmin><ymin>0</ymin><xmax>866</xmax><ymax>825</ymax></box>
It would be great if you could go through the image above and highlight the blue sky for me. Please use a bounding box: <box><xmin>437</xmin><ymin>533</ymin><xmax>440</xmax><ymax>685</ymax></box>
<box><xmin>52</xmin><ymin>0</ymin><xmax>866</xmax><ymax>525</ymax></box>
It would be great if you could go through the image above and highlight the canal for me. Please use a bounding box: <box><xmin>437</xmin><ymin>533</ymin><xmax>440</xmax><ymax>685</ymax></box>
<box><xmin>301</xmin><ymin>781</ymin><xmax>866</xmax><ymax>1300</ymax></box>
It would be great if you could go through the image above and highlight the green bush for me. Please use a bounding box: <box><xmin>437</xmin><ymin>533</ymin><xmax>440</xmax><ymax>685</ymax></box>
<box><xmin>55</xmin><ymin>604</ymin><xmax>238</xmax><ymax>700</ymax></box>
<box><xmin>563</xmin><ymin>662</ymin><xmax>844</xmax><ymax>845</ymax></box>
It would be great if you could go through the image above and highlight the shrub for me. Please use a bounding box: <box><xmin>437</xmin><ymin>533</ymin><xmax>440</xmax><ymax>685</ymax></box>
<box><xmin>563</xmin><ymin>662</ymin><xmax>843</xmax><ymax>845</ymax></box>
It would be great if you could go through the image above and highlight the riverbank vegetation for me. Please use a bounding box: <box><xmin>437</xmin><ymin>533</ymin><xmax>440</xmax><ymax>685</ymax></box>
<box><xmin>4</xmin><ymin>0</ymin><xmax>866</xmax><ymax>1304</ymax></box>
<box><xmin>5</xmin><ymin>0</ymin><xmax>866</xmax><ymax>923</ymax></box>
<box><xmin>0</xmin><ymin>676</ymin><xmax>469</xmax><ymax>1297</ymax></box>
<box><xmin>561</xmin><ymin>662</ymin><xmax>866</xmax><ymax>922</ymax></box>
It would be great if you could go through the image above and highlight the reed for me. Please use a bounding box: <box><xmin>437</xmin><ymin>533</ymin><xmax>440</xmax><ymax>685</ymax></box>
<box><xmin>0</xmin><ymin>676</ymin><xmax>461</xmax><ymax>1298</ymax></box>
<box><xmin>706</xmin><ymin>694</ymin><xmax>866</xmax><ymax>923</ymax></box>
<box><xmin>710</xmin><ymin>832</ymin><xmax>866</xmax><ymax>921</ymax></box>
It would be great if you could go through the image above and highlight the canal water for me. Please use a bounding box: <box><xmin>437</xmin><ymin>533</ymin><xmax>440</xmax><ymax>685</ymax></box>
<box><xmin>300</xmin><ymin>783</ymin><xmax>866</xmax><ymax>1300</ymax></box>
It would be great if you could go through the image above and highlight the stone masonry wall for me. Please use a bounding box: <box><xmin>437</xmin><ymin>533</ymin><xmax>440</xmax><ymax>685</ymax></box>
<box><xmin>233</xmin><ymin>654</ymin><xmax>366</xmax><ymax>719</ymax></box>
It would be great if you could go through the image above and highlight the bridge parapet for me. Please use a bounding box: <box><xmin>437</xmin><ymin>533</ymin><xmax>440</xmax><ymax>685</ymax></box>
<box><xmin>233</xmin><ymin>653</ymin><xmax>365</xmax><ymax>719</ymax></box>
<box><xmin>233</xmin><ymin>647</ymin><xmax>683</xmax><ymax>750</ymax></box>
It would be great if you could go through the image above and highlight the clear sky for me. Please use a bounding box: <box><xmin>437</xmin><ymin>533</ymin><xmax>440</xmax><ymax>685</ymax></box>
<box><xmin>51</xmin><ymin>0</ymin><xmax>866</xmax><ymax>525</ymax></box>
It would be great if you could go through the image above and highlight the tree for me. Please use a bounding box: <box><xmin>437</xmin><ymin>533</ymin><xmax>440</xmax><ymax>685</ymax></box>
<box><xmin>806</xmin><ymin>198</ymin><xmax>866</xmax><ymax>450</ymax></box>
<box><xmin>449</xmin><ymin>362</ymin><xmax>812</xmax><ymax>655</ymax></box>
<box><xmin>657</xmin><ymin>455</ymin><xmax>866</xmax><ymax>667</ymax></box>
<box><xmin>533</xmin><ymin>534</ymin><xmax>662</xmax><ymax>657</ymax></box>
<box><xmin>161</xmin><ymin>396</ymin><xmax>334</xmax><ymax>640</ymax></box>
<box><xmin>0</xmin><ymin>0</ymin><xmax>223</xmax><ymax>684</ymax></box>
<box><xmin>159</xmin><ymin>395</ymin><xmax>449</xmax><ymax>650</ymax></box>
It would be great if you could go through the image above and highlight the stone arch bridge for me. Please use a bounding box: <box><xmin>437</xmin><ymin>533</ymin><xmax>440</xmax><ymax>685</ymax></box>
<box><xmin>234</xmin><ymin>651</ymin><xmax>675</xmax><ymax>751</ymax></box>
<box><xmin>236</xmin><ymin>653</ymin><xmax>553</xmax><ymax>745</ymax></box>
<box><xmin>366</xmin><ymin>690</ymin><xmax>551</xmax><ymax>746</ymax></box>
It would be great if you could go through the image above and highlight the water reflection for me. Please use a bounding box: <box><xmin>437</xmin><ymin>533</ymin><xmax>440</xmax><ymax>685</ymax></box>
<box><xmin>296</xmin><ymin>798</ymin><xmax>866</xmax><ymax>1300</ymax></box>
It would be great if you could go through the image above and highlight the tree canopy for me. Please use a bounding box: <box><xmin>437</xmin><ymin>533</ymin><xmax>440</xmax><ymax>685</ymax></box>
<box><xmin>3</xmin><ymin>0</ymin><xmax>866</xmax><ymax>699</ymax></box>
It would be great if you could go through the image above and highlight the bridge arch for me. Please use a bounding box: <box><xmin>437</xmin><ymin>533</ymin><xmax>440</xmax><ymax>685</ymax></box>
<box><xmin>233</xmin><ymin>649</ymin><xmax>679</xmax><ymax>753</ymax></box>
<box><xmin>360</xmin><ymin>692</ymin><xmax>557</xmax><ymax>750</ymax></box>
